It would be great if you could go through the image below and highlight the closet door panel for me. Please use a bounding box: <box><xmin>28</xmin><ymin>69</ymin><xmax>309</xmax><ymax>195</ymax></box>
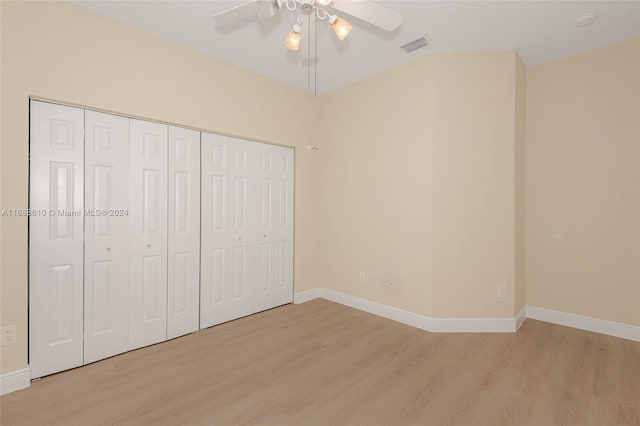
<box><xmin>29</xmin><ymin>101</ymin><xmax>84</xmax><ymax>379</ymax></box>
<box><xmin>201</xmin><ymin>134</ymin><xmax>255</xmax><ymax>327</ymax></box>
<box><xmin>129</xmin><ymin>119</ymin><xmax>168</xmax><ymax>350</ymax></box>
<box><xmin>253</xmin><ymin>144</ymin><xmax>277</xmax><ymax>312</ymax></box>
<box><xmin>226</xmin><ymin>138</ymin><xmax>255</xmax><ymax>320</ymax></box>
<box><xmin>84</xmin><ymin>111</ymin><xmax>130</xmax><ymax>364</ymax></box>
<box><xmin>273</xmin><ymin>146</ymin><xmax>294</xmax><ymax>303</ymax></box>
<box><xmin>167</xmin><ymin>126</ymin><xmax>200</xmax><ymax>339</ymax></box>
<box><xmin>253</xmin><ymin>144</ymin><xmax>294</xmax><ymax>312</ymax></box>
<box><xmin>200</xmin><ymin>133</ymin><xmax>230</xmax><ymax>328</ymax></box>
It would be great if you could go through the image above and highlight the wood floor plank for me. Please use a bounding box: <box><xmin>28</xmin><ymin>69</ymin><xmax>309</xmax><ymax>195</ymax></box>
<box><xmin>1</xmin><ymin>299</ymin><xmax>638</xmax><ymax>426</ymax></box>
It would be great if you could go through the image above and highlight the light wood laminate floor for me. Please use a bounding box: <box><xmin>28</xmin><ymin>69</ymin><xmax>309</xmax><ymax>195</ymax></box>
<box><xmin>1</xmin><ymin>299</ymin><xmax>639</xmax><ymax>426</ymax></box>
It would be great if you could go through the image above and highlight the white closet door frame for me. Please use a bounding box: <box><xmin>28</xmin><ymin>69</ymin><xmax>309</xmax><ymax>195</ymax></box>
<box><xmin>83</xmin><ymin>110</ymin><xmax>130</xmax><ymax>364</ymax></box>
<box><xmin>129</xmin><ymin>119</ymin><xmax>168</xmax><ymax>350</ymax></box>
<box><xmin>29</xmin><ymin>101</ymin><xmax>85</xmax><ymax>379</ymax></box>
<box><xmin>167</xmin><ymin>126</ymin><xmax>200</xmax><ymax>339</ymax></box>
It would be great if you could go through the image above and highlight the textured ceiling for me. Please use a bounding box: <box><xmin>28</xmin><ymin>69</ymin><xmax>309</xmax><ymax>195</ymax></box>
<box><xmin>76</xmin><ymin>1</ymin><xmax>640</xmax><ymax>95</ymax></box>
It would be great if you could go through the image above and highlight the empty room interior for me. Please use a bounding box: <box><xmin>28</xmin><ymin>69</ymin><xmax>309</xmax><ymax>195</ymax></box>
<box><xmin>0</xmin><ymin>0</ymin><xmax>639</xmax><ymax>425</ymax></box>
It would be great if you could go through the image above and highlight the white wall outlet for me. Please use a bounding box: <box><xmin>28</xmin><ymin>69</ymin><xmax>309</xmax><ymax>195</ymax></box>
<box><xmin>496</xmin><ymin>285</ymin><xmax>506</xmax><ymax>298</ymax></box>
<box><xmin>358</xmin><ymin>272</ymin><xmax>366</xmax><ymax>283</ymax></box>
<box><xmin>1</xmin><ymin>325</ymin><xmax>17</xmax><ymax>345</ymax></box>
<box><xmin>386</xmin><ymin>275</ymin><xmax>399</xmax><ymax>293</ymax></box>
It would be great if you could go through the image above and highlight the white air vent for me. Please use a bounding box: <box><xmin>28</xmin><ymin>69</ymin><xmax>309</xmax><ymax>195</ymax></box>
<box><xmin>400</xmin><ymin>37</ymin><xmax>429</xmax><ymax>53</ymax></box>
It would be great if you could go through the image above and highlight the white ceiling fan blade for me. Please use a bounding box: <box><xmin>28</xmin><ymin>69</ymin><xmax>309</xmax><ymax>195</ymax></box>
<box><xmin>214</xmin><ymin>1</ymin><xmax>260</xmax><ymax>26</ymax></box>
<box><xmin>300</xmin><ymin>14</ymin><xmax>317</xmax><ymax>59</ymax></box>
<box><xmin>331</xmin><ymin>0</ymin><xmax>401</xmax><ymax>31</ymax></box>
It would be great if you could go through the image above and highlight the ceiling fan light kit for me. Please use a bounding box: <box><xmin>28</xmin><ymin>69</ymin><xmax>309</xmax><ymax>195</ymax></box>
<box><xmin>329</xmin><ymin>14</ymin><xmax>352</xmax><ymax>41</ymax></box>
<box><xmin>281</xmin><ymin>0</ymin><xmax>353</xmax><ymax>51</ymax></box>
<box><xmin>214</xmin><ymin>0</ymin><xmax>402</xmax><ymax>57</ymax></box>
<box><xmin>285</xmin><ymin>24</ymin><xmax>302</xmax><ymax>50</ymax></box>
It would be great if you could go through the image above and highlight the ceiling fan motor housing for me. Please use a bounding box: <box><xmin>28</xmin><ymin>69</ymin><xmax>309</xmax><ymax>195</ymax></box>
<box><xmin>300</xmin><ymin>0</ymin><xmax>313</xmax><ymax>13</ymax></box>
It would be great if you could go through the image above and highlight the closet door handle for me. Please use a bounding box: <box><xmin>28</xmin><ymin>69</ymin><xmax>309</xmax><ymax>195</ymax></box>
<box><xmin>146</xmin><ymin>243</ymin><xmax>151</xmax><ymax>248</ymax></box>
<box><xmin>106</xmin><ymin>247</ymin><xmax>111</xmax><ymax>252</ymax></box>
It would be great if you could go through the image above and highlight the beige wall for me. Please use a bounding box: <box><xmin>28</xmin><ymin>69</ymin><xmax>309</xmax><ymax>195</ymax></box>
<box><xmin>431</xmin><ymin>51</ymin><xmax>520</xmax><ymax>318</ymax></box>
<box><xmin>0</xmin><ymin>1</ymin><xmax>320</xmax><ymax>374</ymax></box>
<box><xmin>317</xmin><ymin>51</ymin><xmax>524</xmax><ymax>318</ymax></box>
<box><xmin>317</xmin><ymin>56</ymin><xmax>435</xmax><ymax>317</ymax></box>
<box><xmin>526</xmin><ymin>39</ymin><xmax>640</xmax><ymax>326</ymax></box>
<box><xmin>514</xmin><ymin>55</ymin><xmax>526</xmax><ymax>315</ymax></box>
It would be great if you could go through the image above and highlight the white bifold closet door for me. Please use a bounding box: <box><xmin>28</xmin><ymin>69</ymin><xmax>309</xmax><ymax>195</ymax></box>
<box><xmin>30</xmin><ymin>101</ymin><xmax>290</xmax><ymax>378</ymax></box>
<box><xmin>201</xmin><ymin>134</ymin><xmax>254</xmax><ymax>327</ymax></box>
<box><xmin>201</xmin><ymin>133</ymin><xmax>293</xmax><ymax>328</ymax></box>
<box><xmin>84</xmin><ymin>111</ymin><xmax>130</xmax><ymax>364</ymax></box>
<box><xmin>129</xmin><ymin>119</ymin><xmax>168</xmax><ymax>350</ymax></box>
<box><xmin>226</xmin><ymin>137</ymin><xmax>256</xmax><ymax>320</ymax></box>
<box><xmin>29</xmin><ymin>101</ymin><xmax>85</xmax><ymax>378</ymax></box>
<box><xmin>167</xmin><ymin>126</ymin><xmax>200</xmax><ymax>339</ymax></box>
<box><xmin>254</xmin><ymin>143</ymin><xmax>294</xmax><ymax>312</ymax></box>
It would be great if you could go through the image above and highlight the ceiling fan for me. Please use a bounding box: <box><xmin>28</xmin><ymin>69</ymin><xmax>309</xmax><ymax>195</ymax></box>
<box><xmin>214</xmin><ymin>0</ymin><xmax>402</xmax><ymax>59</ymax></box>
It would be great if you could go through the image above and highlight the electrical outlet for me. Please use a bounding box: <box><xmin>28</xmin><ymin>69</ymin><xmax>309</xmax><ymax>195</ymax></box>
<box><xmin>358</xmin><ymin>272</ymin><xmax>367</xmax><ymax>283</ymax></box>
<box><xmin>386</xmin><ymin>275</ymin><xmax>399</xmax><ymax>293</ymax></box>
<box><xmin>496</xmin><ymin>285</ymin><xmax>506</xmax><ymax>298</ymax></box>
<box><xmin>1</xmin><ymin>325</ymin><xmax>17</xmax><ymax>345</ymax></box>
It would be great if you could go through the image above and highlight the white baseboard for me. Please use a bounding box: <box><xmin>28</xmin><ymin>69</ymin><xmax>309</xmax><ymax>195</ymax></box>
<box><xmin>293</xmin><ymin>289</ymin><xmax>640</xmax><ymax>341</ymax></box>
<box><xmin>0</xmin><ymin>367</ymin><xmax>30</xmax><ymax>395</ymax></box>
<box><xmin>317</xmin><ymin>288</ymin><xmax>433</xmax><ymax>331</ymax></box>
<box><xmin>294</xmin><ymin>288</ymin><xmax>516</xmax><ymax>333</ymax></box>
<box><xmin>515</xmin><ymin>305</ymin><xmax>527</xmax><ymax>331</ymax></box>
<box><xmin>526</xmin><ymin>305</ymin><xmax>640</xmax><ymax>342</ymax></box>
<box><xmin>431</xmin><ymin>317</ymin><xmax>516</xmax><ymax>333</ymax></box>
<box><xmin>293</xmin><ymin>288</ymin><xmax>319</xmax><ymax>304</ymax></box>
